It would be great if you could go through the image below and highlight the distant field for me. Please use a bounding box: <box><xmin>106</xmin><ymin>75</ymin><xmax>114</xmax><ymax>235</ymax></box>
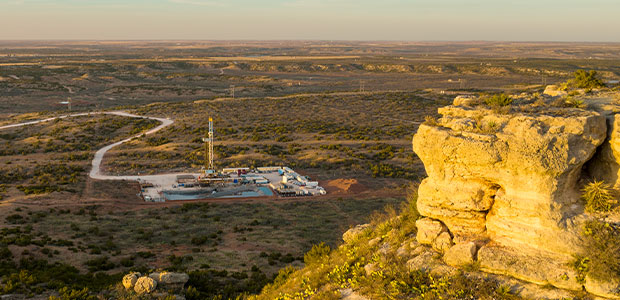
<box><xmin>2</xmin><ymin>41</ymin><xmax>619</xmax><ymax>114</ymax></box>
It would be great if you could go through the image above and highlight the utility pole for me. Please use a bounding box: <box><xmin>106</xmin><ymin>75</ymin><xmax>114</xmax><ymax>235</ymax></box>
<box><xmin>67</xmin><ymin>97</ymin><xmax>72</xmax><ymax>111</ymax></box>
<box><xmin>542</xmin><ymin>75</ymin><xmax>547</xmax><ymax>86</ymax></box>
<box><xmin>359</xmin><ymin>80</ymin><xmax>365</xmax><ymax>93</ymax></box>
<box><xmin>459</xmin><ymin>79</ymin><xmax>465</xmax><ymax>89</ymax></box>
<box><xmin>230</xmin><ymin>85</ymin><xmax>235</xmax><ymax>99</ymax></box>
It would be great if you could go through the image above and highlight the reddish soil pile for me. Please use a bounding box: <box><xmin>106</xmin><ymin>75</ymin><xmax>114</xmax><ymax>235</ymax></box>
<box><xmin>324</xmin><ymin>178</ymin><xmax>367</xmax><ymax>194</ymax></box>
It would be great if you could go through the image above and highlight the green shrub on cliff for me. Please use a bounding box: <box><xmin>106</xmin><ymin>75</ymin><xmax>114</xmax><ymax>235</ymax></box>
<box><xmin>303</xmin><ymin>242</ymin><xmax>331</xmax><ymax>266</ymax></box>
<box><xmin>577</xmin><ymin>220</ymin><xmax>620</xmax><ymax>281</ymax></box>
<box><xmin>581</xmin><ymin>180</ymin><xmax>616</xmax><ymax>213</ymax></box>
<box><xmin>251</xmin><ymin>190</ymin><xmax>519</xmax><ymax>300</ymax></box>
<box><xmin>49</xmin><ymin>287</ymin><xmax>96</xmax><ymax>300</ymax></box>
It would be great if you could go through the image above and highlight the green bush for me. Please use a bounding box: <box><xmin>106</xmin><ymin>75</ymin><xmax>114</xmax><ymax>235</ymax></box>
<box><xmin>49</xmin><ymin>287</ymin><xmax>96</xmax><ymax>300</ymax></box>
<box><xmin>582</xmin><ymin>180</ymin><xmax>616</xmax><ymax>213</ymax></box>
<box><xmin>484</xmin><ymin>93</ymin><xmax>513</xmax><ymax>107</ymax></box>
<box><xmin>303</xmin><ymin>242</ymin><xmax>331</xmax><ymax>266</ymax></box>
<box><xmin>578</xmin><ymin>220</ymin><xmax>620</xmax><ymax>281</ymax></box>
<box><xmin>6</xmin><ymin>214</ymin><xmax>26</xmax><ymax>224</ymax></box>
<box><xmin>563</xmin><ymin>96</ymin><xmax>585</xmax><ymax>108</ymax></box>
<box><xmin>569</xmin><ymin>70</ymin><xmax>605</xmax><ymax>89</ymax></box>
<box><xmin>84</xmin><ymin>256</ymin><xmax>115</xmax><ymax>272</ymax></box>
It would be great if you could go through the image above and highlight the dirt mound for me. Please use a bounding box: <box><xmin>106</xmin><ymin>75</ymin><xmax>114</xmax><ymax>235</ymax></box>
<box><xmin>324</xmin><ymin>179</ymin><xmax>367</xmax><ymax>194</ymax></box>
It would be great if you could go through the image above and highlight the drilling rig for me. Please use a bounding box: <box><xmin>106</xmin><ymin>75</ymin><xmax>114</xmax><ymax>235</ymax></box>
<box><xmin>202</xmin><ymin>117</ymin><xmax>215</xmax><ymax>177</ymax></box>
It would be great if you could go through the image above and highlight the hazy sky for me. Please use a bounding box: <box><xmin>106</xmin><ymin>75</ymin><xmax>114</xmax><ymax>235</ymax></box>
<box><xmin>0</xmin><ymin>0</ymin><xmax>619</xmax><ymax>41</ymax></box>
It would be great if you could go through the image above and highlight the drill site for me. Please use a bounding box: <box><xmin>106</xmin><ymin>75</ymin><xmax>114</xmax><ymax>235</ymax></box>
<box><xmin>138</xmin><ymin>118</ymin><xmax>326</xmax><ymax>202</ymax></box>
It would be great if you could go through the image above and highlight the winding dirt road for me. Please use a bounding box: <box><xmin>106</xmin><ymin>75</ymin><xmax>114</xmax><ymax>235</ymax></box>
<box><xmin>0</xmin><ymin>111</ymin><xmax>174</xmax><ymax>181</ymax></box>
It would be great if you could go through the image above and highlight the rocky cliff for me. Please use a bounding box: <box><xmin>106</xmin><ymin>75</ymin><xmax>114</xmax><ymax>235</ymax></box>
<box><xmin>413</xmin><ymin>92</ymin><xmax>620</xmax><ymax>298</ymax></box>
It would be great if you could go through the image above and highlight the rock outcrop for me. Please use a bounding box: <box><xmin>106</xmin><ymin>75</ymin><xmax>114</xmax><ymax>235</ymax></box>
<box><xmin>543</xmin><ymin>85</ymin><xmax>568</xmax><ymax>97</ymax></box>
<box><xmin>443</xmin><ymin>242</ymin><xmax>477</xmax><ymax>267</ymax></box>
<box><xmin>412</xmin><ymin>94</ymin><xmax>620</xmax><ymax>297</ymax></box>
<box><xmin>157</xmin><ymin>271</ymin><xmax>190</xmax><ymax>291</ymax></box>
<box><xmin>134</xmin><ymin>276</ymin><xmax>157</xmax><ymax>294</ymax></box>
<box><xmin>342</xmin><ymin>224</ymin><xmax>371</xmax><ymax>243</ymax></box>
<box><xmin>122</xmin><ymin>272</ymin><xmax>141</xmax><ymax>290</ymax></box>
<box><xmin>588</xmin><ymin>113</ymin><xmax>620</xmax><ymax>188</ymax></box>
<box><xmin>123</xmin><ymin>271</ymin><xmax>189</xmax><ymax>295</ymax></box>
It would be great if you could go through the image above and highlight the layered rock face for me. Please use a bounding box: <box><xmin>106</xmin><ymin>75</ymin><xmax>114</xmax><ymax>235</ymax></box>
<box><xmin>414</xmin><ymin>105</ymin><xmax>606</xmax><ymax>253</ymax></box>
<box><xmin>588</xmin><ymin>114</ymin><xmax>620</xmax><ymax>188</ymax></box>
<box><xmin>412</xmin><ymin>98</ymin><xmax>618</xmax><ymax>296</ymax></box>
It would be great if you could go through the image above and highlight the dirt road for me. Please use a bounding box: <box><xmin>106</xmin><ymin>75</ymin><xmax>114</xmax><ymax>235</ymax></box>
<box><xmin>0</xmin><ymin>111</ymin><xmax>174</xmax><ymax>181</ymax></box>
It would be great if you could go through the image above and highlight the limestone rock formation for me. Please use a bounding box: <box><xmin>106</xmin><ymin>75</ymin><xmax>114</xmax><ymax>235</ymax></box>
<box><xmin>453</xmin><ymin>95</ymin><xmax>477</xmax><ymax>106</ymax></box>
<box><xmin>477</xmin><ymin>245</ymin><xmax>581</xmax><ymax>291</ymax></box>
<box><xmin>585</xmin><ymin>275</ymin><xmax>620</xmax><ymax>299</ymax></box>
<box><xmin>415</xmin><ymin>218</ymin><xmax>444</xmax><ymax>244</ymax></box>
<box><xmin>543</xmin><ymin>85</ymin><xmax>568</xmax><ymax>97</ymax></box>
<box><xmin>123</xmin><ymin>271</ymin><xmax>188</xmax><ymax>295</ymax></box>
<box><xmin>414</xmin><ymin>104</ymin><xmax>606</xmax><ymax>252</ymax></box>
<box><xmin>432</xmin><ymin>232</ymin><xmax>452</xmax><ymax>252</ymax></box>
<box><xmin>443</xmin><ymin>242</ymin><xmax>477</xmax><ymax>267</ymax></box>
<box><xmin>149</xmin><ymin>272</ymin><xmax>160</xmax><ymax>282</ymax></box>
<box><xmin>340</xmin><ymin>288</ymin><xmax>370</xmax><ymax>300</ymax></box>
<box><xmin>411</xmin><ymin>95</ymin><xmax>620</xmax><ymax>297</ymax></box>
<box><xmin>122</xmin><ymin>272</ymin><xmax>141</xmax><ymax>289</ymax></box>
<box><xmin>588</xmin><ymin>114</ymin><xmax>620</xmax><ymax>189</ymax></box>
<box><xmin>342</xmin><ymin>224</ymin><xmax>371</xmax><ymax>243</ymax></box>
<box><xmin>158</xmin><ymin>272</ymin><xmax>190</xmax><ymax>291</ymax></box>
<box><xmin>134</xmin><ymin>276</ymin><xmax>157</xmax><ymax>294</ymax></box>
<box><xmin>159</xmin><ymin>271</ymin><xmax>189</xmax><ymax>285</ymax></box>
<box><xmin>146</xmin><ymin>271</ymin><xmax>189</xmax><ymax>292</ymax></box>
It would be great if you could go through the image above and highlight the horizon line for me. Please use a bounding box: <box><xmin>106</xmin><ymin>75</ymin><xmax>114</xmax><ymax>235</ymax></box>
<box><xmin>1</xmin><ymin>39</ymin><xmax>620</xmax><ymax>44</ymax></box>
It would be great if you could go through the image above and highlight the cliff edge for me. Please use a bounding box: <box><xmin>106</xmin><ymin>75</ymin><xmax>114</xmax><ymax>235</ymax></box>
<box><xmin>413</xmin><ymin>92</ymin><xmax>620</xmax><ymax>298</ymax></box>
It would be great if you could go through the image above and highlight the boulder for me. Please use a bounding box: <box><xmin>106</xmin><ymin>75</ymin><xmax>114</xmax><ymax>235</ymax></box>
<box><xmin>364</xmin><ymin>263</ymin><xmax>377</xmax><ymax>276</ymax></box>
<box><xmin>415</xmin><ymin>218</ymin><xmax>444</xmax><ymax>244</ymax></box>
<box><xmin>148</xmin><ymin>272</ymin><xmax>189</xmax><ymax>292</ymax></box>
<box><xmin>396</xmin><ymin>245</ymin><xmax>408</xmax><ymax>257</ymax></box>
<box><xmin>407</xmin><ymin>251</ymin><xmax>440</xmax><ymax>272</ymax></box>
<box><xmin>432</xmin><ymin>232</ymin><xmax>452</xmax><ymax>253</ymax></box>
<box><xmin>134</xmin><ymin>276</ymin><xmax>157</xmax><ymax>294</ymax></box>
<box><xmin>378</xmin><ymin>243</ymin><xmax>390</xmax><ymax>255</ymax></box>
<box><xmin>159</xmin><ymin>272</ymin><xmax>189</xmax><ymax>285</ymax></box>
<box><xmin>453</xmin><ymin>95</ymin><xmax>477</xmax><ymax>106</ymax></box>
<box><xmin>407</xmin><ymin>251</ymin><xmax>455</xmax><ymax>276</ymax></box>
<box><xmin>343</xmin><ymin>224</ymin><xmax>371</xmax><ymax>243</ymax></box>
<box><xmin>443</xmin><ymin>242</ymin><xmax>477</xmax><ymax>267</ymax></box>
<box><xmin>411</xmin><ymin>245</ymin><xmax>427</xmax><ymax>256</ymax></box>
<box><xmin>368</xmin><ymin>237</ymin><xmax>381</xmax><ymax>247</ymax></box>
<box><xmin>122</xmin><ymin>272</ymin><xmax>141</xmax><ymax>289</ymax></box>
<box><xmin>543</xmin><ymin>85</ymin><xmax>568</xmax><ymax>97</ymax></box>
<box><xmin>340</xmin><ymin>288</ymin><xmax>369</xmax><ymax>300</ymax></box>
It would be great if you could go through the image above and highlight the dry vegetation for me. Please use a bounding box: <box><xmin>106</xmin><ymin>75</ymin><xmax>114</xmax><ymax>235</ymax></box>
<box><xmin>2</xmin><ymin>41</ymin><xmax>620</xmax><ymax>299</ymax></box>
<box><xmin>0</xmin><ymin>115</ymin><xmax>158</xmax><ymax>200</ymax></box>
<box><xmin>101</xmin><ymin>91</ymin><xmax>448</xmax><ymax>190</ymax></box>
